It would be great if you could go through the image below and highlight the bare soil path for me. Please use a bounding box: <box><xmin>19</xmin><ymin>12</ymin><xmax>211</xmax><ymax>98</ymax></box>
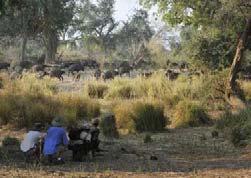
<box><xmin>1</xmin><ymin>127</ymin><xmax>251</xmax><ymax>177</ymax></box>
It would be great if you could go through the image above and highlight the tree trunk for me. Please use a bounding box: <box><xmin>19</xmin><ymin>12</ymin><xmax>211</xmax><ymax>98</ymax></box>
<box><xmin>20</xmin><ymin>34</ymin><xmax>28</xmax><ymax>61</ymax></box>
<box><xmin>45</xmin><ymin>30</ymin><xmax>58</xmax><ymax>63</ymax></box>
<box><xmin>226</xmin><ymin>18</ymin><xmax>251</xmax><ymax>108</ymax></box>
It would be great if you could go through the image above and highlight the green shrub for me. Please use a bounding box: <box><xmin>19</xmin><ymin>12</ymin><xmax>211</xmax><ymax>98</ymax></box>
<box><xmin>0</xmin><ymin>93</ymin><xmax>60</xmax><ymax>128</ymax></box>
<box><xmin>86</xmin><ymin>83</ymin><xmax>108</xmax><ymax>99</ymax></box>
<box><xmin>172</xmin><ymin>100</ymin><xmax>211</xmax><ymax>128</ymax></box>
<box><xmin>114</xmin><ymin>102</ymin><xmax>168</xmax><ymax>133</ymax></box>
<box><xmin>131</xmin><ymin>102</ymin><xmax>167</xmax><ymax>132</ymax></box>
<box><xmin>2</xmin><ymin>136</ymin><xmax>20</xmax><ymax>147</ymax></box>
<box><xmin>100</xmin><ymin>114</ymin><xmax>119</xmax><ymax>138</ymax></box>
<box><xmin>215</xmin><ymin>108</ymin><xmax>251</xmax><ymax>146</ymax></box>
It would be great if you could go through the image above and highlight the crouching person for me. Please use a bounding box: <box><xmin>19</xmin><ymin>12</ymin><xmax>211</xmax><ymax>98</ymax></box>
<box><xmin>68</xmin><ymin>119</ymin><xmax>102</xmax><ymax>161</ymax></box>
<box><xmin>43</xmin><ymin>116</ymin><xmax>69</xmax><ymax>164</ymax></box>
<box><xmin>68</xmin><ymin>123</ymin><xmax>92</xmax><ymax>162</ymax></box>
<box><xmin>20</xmin><ymin>123</ymin><xmax>45</xmax><ymax>163</ymax></box>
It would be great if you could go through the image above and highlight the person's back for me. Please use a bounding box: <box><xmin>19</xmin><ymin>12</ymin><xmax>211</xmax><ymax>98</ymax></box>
<box><xmin>20</xmin><ymin>123</ymin><xmax>45</xmax><ymax>163</ymax></box>
<box><xmin>21</xmin><ymin>130</ymin><xmax>42</xmax><ymax>153</ymax></box>
<box><xmin>43</xmin><ymin>126</ymin><xmax>68</xmax><ymax>156</ymax></box>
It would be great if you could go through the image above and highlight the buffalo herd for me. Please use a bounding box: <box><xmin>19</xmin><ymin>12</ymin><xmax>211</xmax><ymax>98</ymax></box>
<box><xmin>1</xmin><ymin>57</ymin><xmax>251</xmax><ymax>82</ymax></box>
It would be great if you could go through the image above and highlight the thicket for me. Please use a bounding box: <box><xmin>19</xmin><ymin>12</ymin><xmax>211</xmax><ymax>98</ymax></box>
<box><xmin>114</xmin><ymin>101</ymin><xmax>168</xmax><ymax>133</ymax></box>
<box><xmin>216</xmin><ymin>108</ymin><xmax>251</xmax><ymax>146</ymax></box>
<box><xmin>172</xmin><ymin>100</ymin><xmax>211</xmax><ymax>128</ymax></box>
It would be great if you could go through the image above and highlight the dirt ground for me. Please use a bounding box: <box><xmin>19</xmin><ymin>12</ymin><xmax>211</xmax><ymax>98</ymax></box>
<box><xmin>1</xmin><ymin>126</ymin><xmax>251</xmax><ymax>177</ymax></box>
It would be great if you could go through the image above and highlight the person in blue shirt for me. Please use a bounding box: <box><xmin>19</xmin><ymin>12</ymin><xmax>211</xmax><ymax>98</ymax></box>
<box><xmin>43</xmin><ymin>116</ymin><xmax>69</xmax><ymax>164</ymax></box>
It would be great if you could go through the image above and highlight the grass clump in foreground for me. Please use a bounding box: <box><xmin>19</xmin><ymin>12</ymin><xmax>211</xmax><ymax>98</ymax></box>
<box><xmin>132</xmin><ymin>102</ymin><xmax>167</xmax><ymax>132</ymax></box>
<box><xmin>172</xmin><ymin>100</ymin><xmax>211</xmax><ymax>128</ymax></box>
<box><xmin>114</xmin><ymin>101</ymin><xmax>168</xmax><ymax>133</ymax></box>
<box><xmin>216</xmin><ymin>108</ymin><xmax>251</xmax><ymax>146</ymax></box>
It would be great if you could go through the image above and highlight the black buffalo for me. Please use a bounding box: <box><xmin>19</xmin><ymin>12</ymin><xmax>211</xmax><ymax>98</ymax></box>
<box><xmin>0</xmin><ymin>62</ymin><xmax>10</xmax><ymax>70</ymax></box>
<box><xmin>50</xmin><ymin>68</ymin><xmax>65</xmax><ymax>81</ymax></box>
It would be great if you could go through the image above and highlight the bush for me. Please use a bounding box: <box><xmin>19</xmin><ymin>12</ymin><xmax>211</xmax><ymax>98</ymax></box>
<box><xmin>100</xmin><ymin>114</ymin><xmax>119</xmax><ymax>138</ymax></box>
<box><xmin>113</xmin><ymin>102</ymin><xmax>135</xmax><ymax>134</ymax></box>
<box><xmin>2</xmin><ymin>136</ymin><xmax>20</xmax><ymax>147</ymax></box>
<box><xmin>172</xmin><ymin>100</ymin><xmax>211</xmax><ymax>128</ymax></box>
<box><xmin>0</xmin><ymin>93</ymin><xmax>101</xmax><ymax>128</ymax></box>
<box><xmin>0</xmin><ymin>93</ymin><xmax>61</xmax><ymax>128</ymax></box>
<box><xmin>86</xmin><ymin>83</ymin><xmax>108</xmax><ymax>99</ymax></box>
<box><xmin>132</xmin><ymin>102</ymin><xmax>167</xmax><ymax>132</ymax></box>
<box><xmin>114</xmin><ymin>102</ymin><xmax>168</xmax><ymax>133</ymax></box>
<box><xmin>215</xmin><ymin>108</ymin><xmax>251</xmax><ymax>146</ymax></box>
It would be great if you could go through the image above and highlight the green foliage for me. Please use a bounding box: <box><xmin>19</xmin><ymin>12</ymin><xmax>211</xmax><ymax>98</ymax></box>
<box><xmin>0</xmin><ymin>0</ymin><xmax>75</xmax><ymax>61</ymax></box>
<box><xmin>115</xmin><ymin>9</ymin><xmax>153</xmax><ymax>61</ymax></box>
<box><xmin>177</xmin><ymin>26</ymin><xmax>236</xmax><ymax>69</ymax></box>
<box><xmin>172</xmin><ymin>100</ymin><xmax>211</xmax><ymax>128</ymax></box>
<box><xmin>132</xmin><ymin>102</ymin><xmax>167</xmax><ymax>133</ymax></box>
<box><xmin>147</xmin><ymin>37</ymin><xmax>169</xmax><ymax>68</ymax></box>
<box><xmin>75</xmin><ymin>0</ymin><xmax>118</xmax><ymax>56</ymax></box>
<box><xmin>100</xmin><ymin>114</ymin><xmax>119</xmax><ymax>138</ymax></box>
<box><xmin>141</xmin><ymin>0</ymin><xmax>250</xmax><ymax>69</ymax></box>
<box><xmin>2</xmin><ymin>136</ymin><xmax>20</xmax><ymax>147</ymax></box>
<box><xmin>114</xmin><ymin>101</ymin><xmax>168</xmax><ymax>133</ymax></box>
<box><xmin>215</xmin><ymin>109</ymin><xmax>251</xmax><ymax>146</ymax></box>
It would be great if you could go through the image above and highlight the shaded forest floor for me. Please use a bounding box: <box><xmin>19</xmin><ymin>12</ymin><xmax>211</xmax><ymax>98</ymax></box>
<box><xmin>1</xmin><ymin>127</ymin><xmax>251</xmax><ymax>177</ymax></box>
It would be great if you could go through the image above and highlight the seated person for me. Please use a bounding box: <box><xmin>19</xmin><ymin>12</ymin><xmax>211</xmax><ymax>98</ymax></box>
<box><xmin>68</xmin><ymin>119</ymin><xmax>101</xmax><ymax>162</ymax></box>
<box><xmin>43</xmin><ymin>116</ymin><xmax>69</xmax><ymax>164</ymax></box>
<box><xmin>68</xmin><ymin>123</ymin><xmax>92</xmax><ymax>162</ymax></box>
<box><xmin>20</xmin><ymin>123</ymin><xmax>45</xmax><ymax>163</ymax></box>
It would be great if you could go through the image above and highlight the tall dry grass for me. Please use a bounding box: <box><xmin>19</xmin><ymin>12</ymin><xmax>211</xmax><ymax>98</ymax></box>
<box><xmin>241</xmin><ymin>81</ymin><xmax>251</xmax><ymax>101</ymax></box>
<box><xmin>0</xmin><ymin>74</ymin><xmax>100</xmax><ymax>128</ymax></box>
